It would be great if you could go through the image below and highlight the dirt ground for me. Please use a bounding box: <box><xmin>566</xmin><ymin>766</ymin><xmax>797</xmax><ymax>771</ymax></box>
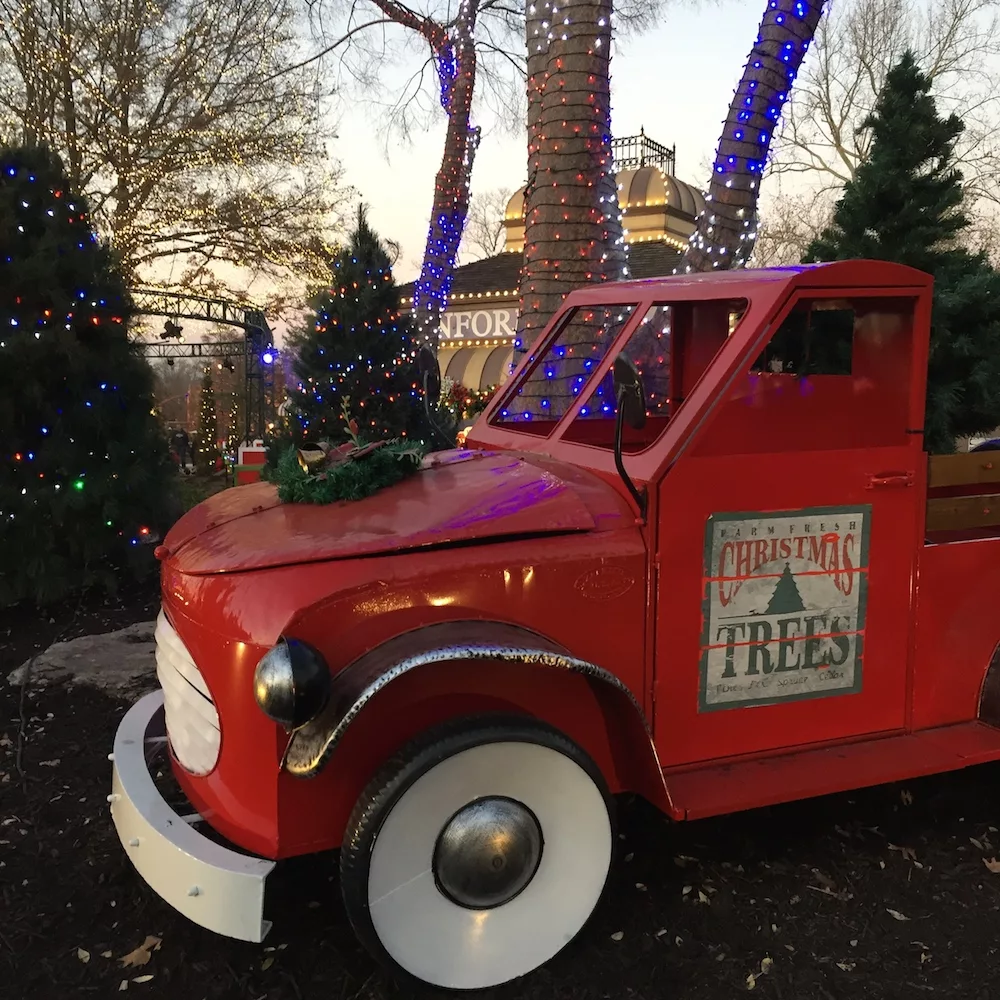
<box><xmin>4</xmin><ymin>584</ymin><xmax>1000</xmax><ymax>1000</ymax></box>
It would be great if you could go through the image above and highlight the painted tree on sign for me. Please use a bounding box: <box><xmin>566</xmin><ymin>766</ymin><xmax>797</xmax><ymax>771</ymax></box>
<box><xmin>765</xmin><ymin>564</ymin><xmax>806</xmax><ymax>615</ymax></box>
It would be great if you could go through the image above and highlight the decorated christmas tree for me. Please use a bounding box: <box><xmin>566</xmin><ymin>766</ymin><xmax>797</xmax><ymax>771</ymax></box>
<box><xmin>0</xmin><ymin>145</ymin><xmax>175</xmax><ymax>605</ymax></box>
<box><xmin>196</xmin><ymin>367</ymin><xmax>219</xmax><ymax>471</ymax></box>
<box><xmin>283</xmin><ymin>205</ymin><xmax>426</xmax><ymax>446</ymax></box>
<box><xmin>804</xmin><ymin>51</ymin><xmax>1000</xmax><ymax>452</ymax></box>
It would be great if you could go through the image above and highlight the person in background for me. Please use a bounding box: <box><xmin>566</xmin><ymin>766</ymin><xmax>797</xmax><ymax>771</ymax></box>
<box><xmin>170</xmin><ymin>426</ymin><xmax>193</xmax><ymax>474</ymax></box>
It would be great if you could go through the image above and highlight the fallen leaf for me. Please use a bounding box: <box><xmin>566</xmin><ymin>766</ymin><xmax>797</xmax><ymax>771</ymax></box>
<box><xmin>984</xmin><ymin>858</ymin><xmax>1000</xmax><ymax>874</ymax></box>
<box><xmin>118</xmin><ymin>982</ymin><xmax>128</xmax><ymax>992</ymax></box>
<box><xmin>119</xmin><ymin>936</ymin><xmax>161</xmax><ymax>968</ymax></box>
<box><xmin>624</xmin><ymin>852</ymin><xmax>634</xmax><ymax>862</ymax></box>
<box><xmin>655</xmin><ymin>928</ymin><xmax>668</xmax><ymax>938</ymax></box>
<box><xmin>850</xmin><ymin>939</ymin><xmax>858</xmax><ymax>947</ymax></box>
<box><xmin>837</xmin><ymin>961</ymin><xmax>856</xmax><ymax>972</ymax></box>
<box><xmin>761</xmin><ymin>956</ymin><xmax>773</xmax><ymax>974</ymax></box>
<box><xmin>811</xmin><ymin>868</ymin><xmax>837</xmax><ymax>890</ymax></box>
<box><xmin>887</xmin><ymin>908</ymin><xmax>910</xmax><ymax>921</ymax></box>
<box><xmin>77</xmin><ymin>948</ymin><xmax>90</xmax><ymax>963</ymax></box>
<box><xmin>262</xmin><ymin>957</ymin><xmax>274</xmax><ymax>970</ymax></box>
<box><xmin>132</xmin><ymin>976</ymin><xmax>153</xmax><ymax>984</ymax></box>
<box><xmin>38</xmin><ymin>759</ymin><xmax>60</xmax><ymax>767</ymax></box>
<box><xmin>921</xmin><ymin>952</ymin><xmax>931</xmax><ymax>964</ymax></box>
<box><xmin>901</xmin><ymin>789</ymin><xmax>913</xmax><ymax>805</ymax></box>
<box><xmin>746</xmin><ymin>972</ymin><xmax>757</xmax><ymax>990</ymax></box>
<box><xmin>682</xmin><ymin>885</ymin><xmax>692</xmax><ymax>896</ymax></box>
<box><xmin>101</xmin><ymin>951</ymin><xmax>112</xmax><ymax>959</ymax></box>
<box><xmin>698</xmin><ymin>890</ymin><xmax>710</xmax><ymax>905</ymax></box>
<box><xmin>635</xmin><ymin>882</ymin><xmax>647</xmax><ymax>891</ymax></box>
<box><xmin>971</xmin><ymin>837</ymin><xmax>984</xmax><ymax>851</ymax></box>
<box><xmin>610</xmin><ymin>931</ymin><xmax>624</xmax><ymax>942</ymax></box>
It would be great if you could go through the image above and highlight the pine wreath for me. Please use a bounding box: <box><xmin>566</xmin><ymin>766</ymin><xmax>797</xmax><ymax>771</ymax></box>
<box><xmin>267</xmin><ymin>397</ymin><xmax>426</xmax><ymax>504</ymax></box>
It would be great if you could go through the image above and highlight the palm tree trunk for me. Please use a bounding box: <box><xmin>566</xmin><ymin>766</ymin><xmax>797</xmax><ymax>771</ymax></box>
<box><xmin>681</xmin><ymin>0</ymin><xmax>826</xmax><ymax>273</ymax></box>
<box><xmin>411</xmin><ymin>26</ymin><xmax>480</xmax><ymax>350</ymax></box>
<box><xmin>517</xmin><ymin>0</ymin><xmax>626</xmax><ymax>353</ymax></box>
<box><xmin>368</xmin><ymin>0</ymin><xmax>482</xmax><ymax>352</ymax></box>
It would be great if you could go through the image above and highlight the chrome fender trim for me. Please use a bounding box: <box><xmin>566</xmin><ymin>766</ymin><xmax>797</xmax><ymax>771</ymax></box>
<box><xmin>283</xmin><ymin>622</ymin><xmax>662</xmax><ymax>797</ymax></box>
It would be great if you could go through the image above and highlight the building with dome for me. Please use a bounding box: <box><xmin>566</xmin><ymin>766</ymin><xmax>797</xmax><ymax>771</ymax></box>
<box><xmin>399</xmin><ymin>131</ymin><xmax>705</xmax><ymax>392</ymax></box>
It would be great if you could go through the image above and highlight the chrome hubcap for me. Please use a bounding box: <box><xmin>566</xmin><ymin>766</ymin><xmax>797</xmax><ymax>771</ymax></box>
<box><xmin>433</xmin><ymin>796</ymin><xmax>543</xmax><ymax>909</ymax></box>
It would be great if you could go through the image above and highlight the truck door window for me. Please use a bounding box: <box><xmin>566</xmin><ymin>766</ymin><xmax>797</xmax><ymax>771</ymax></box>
<box><xmin>751</xmin><ymin>301</ymin><xmax>853</xmax><ymax>375</ymax></box>
<box><xmin>561</xmin><ymin>298</ymin><xmax>748</xmax><ymax>453</ymax></box>
<box><xmin>694</xmin><ymin>296</ymin><xmax>916</xmax><ymax>456</ymax></box>
<box><xmin>490</xmin><ymin>305</ymin><xmax>637</xmax><ymax>435</ymax></box>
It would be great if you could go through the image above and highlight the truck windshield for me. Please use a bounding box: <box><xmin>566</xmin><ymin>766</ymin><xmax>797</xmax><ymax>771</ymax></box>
<box><xmin>560</xmin><ymin>298</ymin><xmax>748</xmax><ymax>452</ymax></box>
<box><xmin>490</xmin><ymin>297</ymin><xmax>747</xmax><ymax>449</ymax></box>
<box><xmin>491</xmin><ymin>305</ymin><xmax>638</xmax><ymax>435</ymax></box>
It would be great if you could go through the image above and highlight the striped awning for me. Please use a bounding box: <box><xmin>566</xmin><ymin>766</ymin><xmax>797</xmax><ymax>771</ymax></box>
<box><xmin>442</xmin><ymin>344</ymin><xmax>514</xmax><ymax>391</ymax></box>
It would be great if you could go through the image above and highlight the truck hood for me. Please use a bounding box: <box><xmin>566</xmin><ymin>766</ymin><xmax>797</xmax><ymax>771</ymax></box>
<box><xmin>161</xmin><ymin>450</ymin><xmax>619</xmax><ymax>575</ymax></box>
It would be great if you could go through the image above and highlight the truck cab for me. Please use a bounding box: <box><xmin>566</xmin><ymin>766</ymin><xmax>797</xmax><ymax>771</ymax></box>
<box><xmin>110</xmin><ymin>260</ymin><xmax>1000</xmax><ymax>992</ymax></box>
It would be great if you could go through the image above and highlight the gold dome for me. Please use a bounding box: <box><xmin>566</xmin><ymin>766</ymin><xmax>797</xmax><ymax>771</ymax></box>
<box><xmin>502</xmin><ymin>166</ymin><xmax>704</xmax><ymax>252</ymax></box>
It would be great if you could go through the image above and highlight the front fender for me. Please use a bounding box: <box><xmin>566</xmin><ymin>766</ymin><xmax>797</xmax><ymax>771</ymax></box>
<box><xmin>284</xmin><ymin>621</ymin><xmax>672</xmax><ymax>814</ymax></box>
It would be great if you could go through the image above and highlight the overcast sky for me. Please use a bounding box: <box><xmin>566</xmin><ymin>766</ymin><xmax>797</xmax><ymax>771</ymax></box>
<box><xmin>333</xmin><ymin>0</ymin><xmax>766</xmax><ymax>282</ymax></box>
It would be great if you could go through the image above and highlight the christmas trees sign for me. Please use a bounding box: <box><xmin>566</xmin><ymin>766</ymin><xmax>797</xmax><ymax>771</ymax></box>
<box><xmin>700</xmin><ymin>507</ymin><xmax>869</xmax><ymax>711</ymax></box>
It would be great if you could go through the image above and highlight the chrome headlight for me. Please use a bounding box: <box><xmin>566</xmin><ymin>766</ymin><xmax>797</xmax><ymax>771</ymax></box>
<box><xmin>253</xmin><ymin>637</ymin><xmax>331</xmax><ymax>731</ymax></box>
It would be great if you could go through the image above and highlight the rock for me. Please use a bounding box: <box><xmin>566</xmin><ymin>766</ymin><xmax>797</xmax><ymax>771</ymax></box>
<box><xmin>7</xmin><ymin>621</ymin><xmax>157</xmax><ymax>692</ymax></box>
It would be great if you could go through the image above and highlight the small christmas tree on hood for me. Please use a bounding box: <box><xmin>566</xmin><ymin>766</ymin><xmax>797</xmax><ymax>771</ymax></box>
<box><xmin>284</xmin><ymin>205</ymin><xmax>427</xmax><ymax>446</ymax></box>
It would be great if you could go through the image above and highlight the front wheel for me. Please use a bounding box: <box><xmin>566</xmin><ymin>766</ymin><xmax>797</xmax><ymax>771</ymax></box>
<box><xmin>339</xmin><ymin>716</ymin><xmax>615</xmax><ymax>990</ymax></box>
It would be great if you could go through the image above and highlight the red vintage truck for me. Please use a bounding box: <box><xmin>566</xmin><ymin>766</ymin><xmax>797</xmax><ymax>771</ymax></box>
<box><xmin>109</xmin><ymin>259</ymin><xmax>1000</xmax><ymax>990</ymax></box>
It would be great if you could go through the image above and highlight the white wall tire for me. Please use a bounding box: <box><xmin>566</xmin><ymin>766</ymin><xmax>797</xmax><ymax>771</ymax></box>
<box><xmin>339</xmin><ymin>715</ymin><xmax>615</xmax><ymax>990</ymax></box>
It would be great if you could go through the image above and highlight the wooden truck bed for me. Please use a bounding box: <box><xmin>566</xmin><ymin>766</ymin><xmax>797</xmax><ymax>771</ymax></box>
<box><xmin>926</xmin><ymin>452</ymin><xmax>1000</xmax><ymax>542</ymax></box>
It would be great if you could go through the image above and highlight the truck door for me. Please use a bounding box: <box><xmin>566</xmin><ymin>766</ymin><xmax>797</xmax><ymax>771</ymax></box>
<box><xmin>654</xmin><ymin>293</ymin><xmax>924</xmax><ymax>766</ymax></box>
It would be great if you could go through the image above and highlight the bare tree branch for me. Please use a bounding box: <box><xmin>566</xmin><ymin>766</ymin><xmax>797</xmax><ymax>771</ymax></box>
<box><xmin>772</xmin><ymin>0</ymin><xmax>1000</xmax><ymax>201</ymax></box>
<box><xmin>462</xmin><ymin>185</ymin><xmax>513</xmax><ymax>260</ymax></box>
<box><xmin>0</xmin><ymin>0</ymin><xmax>349</xmax><ymax>297</ymax></box>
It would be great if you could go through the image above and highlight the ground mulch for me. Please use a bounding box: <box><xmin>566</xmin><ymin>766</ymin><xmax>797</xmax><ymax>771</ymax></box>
<box><xmin>3</xmin><ymin>585</ymin><xmax>1000</xmax><ymax>1000</ymax></box>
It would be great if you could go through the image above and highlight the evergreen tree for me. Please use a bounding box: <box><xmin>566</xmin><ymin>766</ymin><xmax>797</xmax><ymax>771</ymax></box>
<box><xmin>804</xmin><ymin>51</ymin><xmax>1000</xmax><ymax>452</ymax></box>
<box><xmin>284</xmin><ymin>206</ymin><xmax>426</xmax><ymax>447</ymax></box>
<box><xmin>0</xmin><ymin>145</ymin><xmax>175</xmax><ymax>605</ymax></box>
<box><xmin>765</xmin><ymin>564</ymin><xmax>806</xmax><ymax>615</ymax></box>
<box><xmin>196</xmin><ymin>368</ymin><xmax>219</xmax><ymax>471</ymax></box>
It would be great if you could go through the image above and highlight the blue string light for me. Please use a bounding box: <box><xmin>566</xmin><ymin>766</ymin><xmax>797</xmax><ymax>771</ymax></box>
<box><xmin>680</xmin><ymin>0</ymin><xmax>824</xmax><ymax>271</ymax></box>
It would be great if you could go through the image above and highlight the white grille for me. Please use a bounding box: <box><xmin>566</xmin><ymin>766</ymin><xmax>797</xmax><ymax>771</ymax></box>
<box><xmin>155</xmin><ymin>609</ymin><xmax>221</xmax><ymax>776</ymax></box>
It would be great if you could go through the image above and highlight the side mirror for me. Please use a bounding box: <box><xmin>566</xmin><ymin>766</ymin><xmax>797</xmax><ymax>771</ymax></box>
<box><xmin>613</xmin><ymin>356</ymin><xmax>646</xmax><ymax>430</ymax></box>
<box><xmin>418</xmin><ymin>346</ymin><xmax>442</xmax><ymax>405</ymax></box>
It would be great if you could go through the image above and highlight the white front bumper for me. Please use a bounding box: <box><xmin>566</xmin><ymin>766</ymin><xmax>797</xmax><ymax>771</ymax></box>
<box><xmin>109</xmin><ymin>691</ymin><xmax>275</xmax><ymax>943</ymax></box>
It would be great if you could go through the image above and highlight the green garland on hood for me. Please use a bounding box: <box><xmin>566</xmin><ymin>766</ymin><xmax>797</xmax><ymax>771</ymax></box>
<box><xmin>265</xmin><ymin>398</ymin><xmax>427</xmax><ymax>504</ymax></box>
